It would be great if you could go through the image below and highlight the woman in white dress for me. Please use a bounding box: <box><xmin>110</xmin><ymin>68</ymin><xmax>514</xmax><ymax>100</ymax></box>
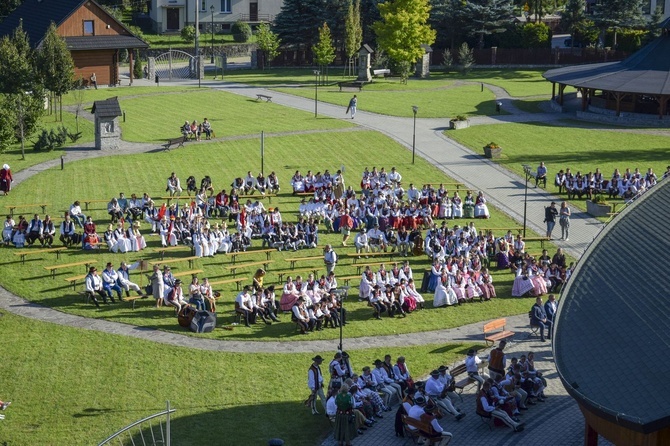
<box><xmin>404</xmin><ymin>278</ymin><xmax>425</xmax><ymax>309</ymax></box>
<box><xmin>451</xmin><ymin>192</ymin><xmax>463</xmax><ymax>218</ymax></box>
<box><xmin>128</xmin><ymin>222</ymin><xmax>146</xmax><ymax>251</ymax></box>
<box><xmin>3</xmin><ymin>215</ymin><xmax>15</xmax><ymax>244</ymax></box>
<box><xmin>114</xmin><ymin>222</ymin><xmax>131</xmax><ymax>253</ymax></box>
<box><xmin>474</xmin><ymin>191</ymin><xmax>490</xmax><ymax>218</ymax></box>
<box><xmin>433</xmin><ymin>273</ymin><xmax>458</xmax><ymax>307</ymax></box>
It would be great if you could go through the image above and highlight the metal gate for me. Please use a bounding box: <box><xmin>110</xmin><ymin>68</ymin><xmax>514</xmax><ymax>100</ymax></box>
<box><xmin>154</xmin><ymin>50</ymin><xmax>196</xmax><ymax>80</ymax></box>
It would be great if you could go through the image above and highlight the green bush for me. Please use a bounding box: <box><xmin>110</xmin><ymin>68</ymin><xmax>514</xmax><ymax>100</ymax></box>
<box><xmin>33</xmin><ymin>126</ymin><xmax>68</xmax><ymax>152</ymax></box>
<box><xmin>133</xmin><ymin>57</ymin><xmax>143</xmax><ymax>80</ymax></box>
<box><xmin>521</xmin><ymin>22</ymin><xmax>551</xmax><ymax>49</ymax></box>
<box><xmin>181</xmin><ymin>25</ymin><xmax>196</xmax><ymax>43</ymax></box>
<box><xmin>232</xmin><ymin>21</ymin><xmax>252</xmax><ymax>43</ymax></box>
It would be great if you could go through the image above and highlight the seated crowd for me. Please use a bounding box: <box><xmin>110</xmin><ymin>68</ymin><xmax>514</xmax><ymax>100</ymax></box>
<box><xmin>553</xmin><ymin>165</ymin><xmax>666</xmax><ymax>201</ymax></box>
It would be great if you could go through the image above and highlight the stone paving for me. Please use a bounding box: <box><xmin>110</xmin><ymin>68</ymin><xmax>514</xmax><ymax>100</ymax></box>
<box><xmin>0</xmin><ymin>77</ymin><xmax>611</xmax><ymax>445</ymax></box>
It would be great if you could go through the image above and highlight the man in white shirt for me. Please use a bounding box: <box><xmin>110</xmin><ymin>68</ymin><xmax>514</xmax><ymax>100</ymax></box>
<box><xmin>478</xmin><ymin>381</ymin><xmax>524</xmax><ymax>432</ymax></box>
<box><xmin>407</xmin><ymin>398</ymin><xmax>453</xmax><ymax>446</ymax></box>
<box><xmin>101</xmin><ymin>262</ymin><xmax>122</xmax><ymax>302</ymax></box>
<box><xmin>388</xmin><ymin>167</ymin><xmax>402</xmax><ymax>186</ymax></box>
<box><xmin>323</xmin><ymin>244</ymin><xmax>337</xmax><ymax>274</ymax></box>
<box><xmin>307</xmin><ymin>355</ymin><xmax>326</xmax><ymax>415</ymax></box>
<box><xmin>117</xmin><ymin>261</ymin><xmax>143</xmax><ymax>297</ymax></box>
<box><xmin>372</xmin><ymin>359</ymin><xmax>402</xmax><ymax>407</ymax></box>
<box><xmin>85</xmin><ymin>267</ymin><xmax>108</xmax><ymax>307</ymax></box>
<box><xmin>235</xmin><ymin>285</ymin><xmax>256</xmax><ymax>327</ymax></box>
<box><xmin>354</xmin><ymin>228</ymin><xmax>370</xmax><ymax>254</ymax></box>
<box><xmin>465</xmin><ymin>349</ymin><xmax>489</xmax><ymax>392</ymax></box>
<box><xmin>425</xmin><ymin>370</ymin><xmax>465</xmax><ymax>421</ymax></box>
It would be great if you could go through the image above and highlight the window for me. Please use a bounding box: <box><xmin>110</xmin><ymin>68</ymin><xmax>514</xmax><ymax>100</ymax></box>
<box><xmin>220</xmin><ymin>0</ymin><xmax>231</xmax><ymax>13</ymax></box>
<box><xmin>201</xmin><ymin>0</ymin><xmax>206</xmax><ymax>10</ymax></box>
<box><xmin>83</xmin><ymin>20</ymin><xmax>94</xmax><ymax>35</ymax></box>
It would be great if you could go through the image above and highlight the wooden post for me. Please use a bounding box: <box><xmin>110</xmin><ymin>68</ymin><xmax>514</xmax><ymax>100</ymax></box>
<box><xmin>584</xmin><ymin>421</ymin><xmax>598</xmax><ymax>446</ymax></box>
<box><xmin>129</xmin><ymin>49</ymin><xmax>134</xmax><ymax>86</ymax></box>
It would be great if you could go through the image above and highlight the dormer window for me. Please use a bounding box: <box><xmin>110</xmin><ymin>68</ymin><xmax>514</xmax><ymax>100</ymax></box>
<box><xmin>83</xmin><ymin>20</ymin><xmax>94</xmax><ymax>35</ymax></box>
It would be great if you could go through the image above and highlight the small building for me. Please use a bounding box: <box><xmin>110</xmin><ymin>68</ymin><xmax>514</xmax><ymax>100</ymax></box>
<box><xmin>0</xmin><ymin>0</ymin><xmax>148</xmax><ymax>87</ymax></box>
<box><xmin>554</xmin><ymin>178</ymin><xmax>670</xmax><ymax>445</ymax></box>
<box><xmin>91</xmin><ymin>97</ymin><xmax>122</xmax><ymax>150</ymax></box>
<box><xmin>149</xmin><ymin>0</ymin><xmax>283</xmax><ymax>33</ymax></box>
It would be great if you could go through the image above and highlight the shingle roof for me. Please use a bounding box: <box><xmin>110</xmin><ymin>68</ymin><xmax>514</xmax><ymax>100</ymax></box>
<box><xmin>0</xmin><ymin>0</ymin><xmax>146</xmax><ymax>50</ymax></box>
<box><xmin>554</xmin><ymin>177</ymin><xmax>670</xmax><ymax>434</ymax></box>
<box><xmin>91</xmin><ymin>97</ymin><xmax>121</xmax><ymax>118</ymax></box>
<box><xmin>543</xmin><ymin>36</ymin><xmax>670</xmax><ymax>95</ymax></box>
<box><xmin>65</xmin><ymin>35</ymin><xmax>148</xmax><ymax>51</ymax></box>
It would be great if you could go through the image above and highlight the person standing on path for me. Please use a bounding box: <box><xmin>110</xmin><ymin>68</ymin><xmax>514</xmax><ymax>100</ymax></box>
<box><xmin>346</xmin><ymin>95</ymin><xmax>357</xmax><ymax>119</ymax></box>
<box><xmin>544</xmin><ymin>201</ymin><xmax>558</xmax><ymax>240</ymax></box>
<box><xmin>559</xmin><ymin>201</ymin><xmax>571</xmax><ymax>241</ymax></box>
<box><xmin>90</xmin><ymin>73</ymin><xmax>97</xmax><ymax>89</ymax></box>
<box><xmin>0</xmin><ymin>164</ymin><xmax>12</xmax><ymax>195</ymax></box>
<box><xmin>307</xmin><ymin>355</ymin><xmax>327</xmax><ymax>415</ymax></box>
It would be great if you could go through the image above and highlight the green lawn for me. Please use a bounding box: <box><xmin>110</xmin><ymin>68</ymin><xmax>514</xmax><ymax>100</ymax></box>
<box><xmin>443</xmin><ymin>69</ymin><xmax>556</xmax><ymax>97</ymax></box>
<box><xmin>1</xmin><ymin>111</ymin><xmax>95</xmax><ymax>174</ymax></box>
<box><xmin>118</xmin><ymin>89</ymin><xmax>353</xmax><ymax>143</ymax></box>
<box><xmin>0</xmin><ymin>310</ymin><xmax>480</xmax><ymax>445</ymax></box>
<box><xmin>0</xmin><ymin>130</ymin><xmax>551</xmax><ymax>340</ymax></box>
<box><xmin>445</xmin><ymin>120</ymin><xmax>670</xmax><ymax>211</ymax></box>
<box><xmin>61</xmin><ymin>86</ymin><xmax>201</xmax><ymax>106</ymax></box>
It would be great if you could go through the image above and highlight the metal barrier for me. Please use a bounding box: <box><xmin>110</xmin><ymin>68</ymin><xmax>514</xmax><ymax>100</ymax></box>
<box><xmin>98</xmin><ymin>401</ymin><xmax>175</xmax><ymax>446</ymax></box>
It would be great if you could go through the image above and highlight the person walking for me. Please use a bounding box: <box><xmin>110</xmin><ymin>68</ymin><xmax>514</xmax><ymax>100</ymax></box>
<box><xmin>324</xmin><ymin>244</ymin><xmax>338</xmax><ymax>275</ymax></box>
<box><xmin>346</xmin><ymin>95</ymin><xmax>357</xmax><ymax>119</ymax></box>
<box><xmin>544</xmin><ymin>201</ymin><xmax>558</xmax><ymax>240</ymax></box>
<box><xmin>559</xmin><ymin>201</ymin><xmax>571</xmax><ymax>241</ymax></box>
<box><xmin>90</xmin><ymin>73</ymin><xmax>97</xmax><ymax>89</ymax></box>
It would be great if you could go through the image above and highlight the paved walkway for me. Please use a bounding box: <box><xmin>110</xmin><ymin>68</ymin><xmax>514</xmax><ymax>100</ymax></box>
<box><xmin>0</xmin><ymin>77</ymin><xmax>605</xmax><ymax>445</ymax></box>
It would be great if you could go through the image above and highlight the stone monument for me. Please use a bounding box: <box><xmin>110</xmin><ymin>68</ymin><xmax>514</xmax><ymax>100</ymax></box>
<box><xmin>357</xmin><ymin>44</ymin><xmax>374</xmax><ymax>82</ymax></box>
<box><xmin>91</xmin><ymin>97</ymin><xmax>122</xmax><ymax>150</ymax></box>
<box><xmin>415</xmin><ymin>44</ymin><xmax>432</xmax><ymax>78</ymax></box>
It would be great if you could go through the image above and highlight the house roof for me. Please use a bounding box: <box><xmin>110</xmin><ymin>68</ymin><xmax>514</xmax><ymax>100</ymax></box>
<box><xmin>91</xmin><ymin>97</ymin><xmax>122</xmax><ymax>118</ymax></box>
<box><xmin>65</xmin><ymin>35</ymin><xmax>148</xmax><ymax>51</ymax></box>
<box><xmin>543</xmin><ymin>35</ymin><xmax>670</xmax><ymax>95</ymax></box>
<box><xmin>0</xmin><ymin>0</ymin><xmax>147</xmax><ymax>50</ymax></box>
<box><xmin>554</xmin><ymin>177</ymin><xmax>670</xmax><ymax>434</ymax></box>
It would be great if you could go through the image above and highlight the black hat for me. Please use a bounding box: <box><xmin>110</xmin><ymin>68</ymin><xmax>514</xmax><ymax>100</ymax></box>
<box><xmin>424</xmin><ymin>401</ymin><xmax>437</xmax><ymax>413</ymax></box>
<box><xmin>414</xmin><ymin>396</ymin><xmax>426</xmax><ymax>406</ymax></box>
<box><xmin>373</xmin><ymin>359</ymin><xmax>383</xmax><ymax>365</ymax></box>
<box><xmin>174</xmin><ymin>279</ymin><xmax>182</xmax><ymax>285</ymax></box>
<box><xmin>312</xmin><ymin>355</ymin><xmax>324</xmax><ymax>362</ymax></box>
<box><xmin>430</xmin><ymin>369</ymin><xmax>440</xmax><ymax>377</ymax></box>
<box><xmin>438</xmin><ymin>365</ymin><xmax>448</xmax><ymax>372</ymax></box>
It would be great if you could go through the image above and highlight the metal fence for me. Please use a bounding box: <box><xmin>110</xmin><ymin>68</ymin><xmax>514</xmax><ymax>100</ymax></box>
<box><xmin>98</xmin><ymin>401</ymin><xmax>176</xmax><ymax>446</ymax></box>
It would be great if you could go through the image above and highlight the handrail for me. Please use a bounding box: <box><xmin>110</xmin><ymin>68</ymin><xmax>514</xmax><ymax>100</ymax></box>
<box><xmin>98</xmin><ymin>401</ymin><xmax>175</xmax><ymax>446</ymax></box>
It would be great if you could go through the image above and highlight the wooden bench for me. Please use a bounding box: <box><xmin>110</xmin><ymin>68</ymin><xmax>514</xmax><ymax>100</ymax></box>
<box><xmin>337</xmin><ymin>275</ymin><xmax>360</xmax><ymax>287</ymax></box>
<box><xmin>238</xmin><ymin>193</ymin><xmax>276</xmax><ymax>203</ymax></box>
<box><xmin>149</xmin><ymin>255</ymin><xmax>200</xmax><ymax>269</ymax></box>
<box><xmin>372</xmin><ymin>68</ymin><xmax>391</xmax><ymax>78</ymax></box>
<box><xmin>44</xmin><ymin>260</ymin><xmax>96</xmax><ymax>279</ymax></box>
<box><xmin>162</xmin><ymin>135</ymin><xmax>186</xmax><ymax>151</ymax></box>
<box><xmin>156</xmin><ymin>245</ymin><xmax>192</xmax><ymax>260</ymax></box>
<box><xmin>172</xmin><ymin>269</ymin><xmax>204</xmax><ymax>279</ymax></box>
<box><xmin>451</xmin><ymin>363</ymin><xmax>475</xmax><ymax>397</ymax></box>
<box><xmin>225</xmin><ymin>260</ymin><xmax>273</xmax><ymax>277</ymax></box>
<box><xmin>256</xmin><ymin>94</ymin><xmax>273</xmax><ymax>102</ymax></box>
<box><xmin>64</xmin><ymin>274</ymin><xmax>87</xmax><ymax>290</ymax></box>
<box><xmin>294</xmin><ymin>192</ymin><xmax>314</xmax><ymax>197</ymax></box>
<box><xmin>479</xmin><ymin>227</ymin><xmax>524</xmax><ymax>235</ymax></box>
<box><xmin>400</xmin><ymin>415</ymin><xmax>444</xmax><ymax>445</ymax></box>
<box><xmin>229</xmin><ymin>248</ymin><xmax>274</xmax><ymax>264</ymax></box>
<box><xmin>6</xmin><ymin>203</ymin><xmax>48</xmax><ymax>216</ymax></box>
<box><xmin>208</xmin><ymin>277</ymin><xmax>247</xmax><ymax>291</ymax></box>
<box><xmin>80</xmin><ymin>199</ymin><xmax>112</xmax><ymax>211</ymax></box>
<box><xmin>483</xmin><ymin>318</ymin><xmax>515</xmax><ymax>346</ymax></box>
<box><xmin>122</xmin><ymin>295</ymin><xmax>152</xmax><ymax>310</ymax></box>
<box><xmin>347</xmin><ymin>251</ymin><xmax>398</xmax><ymax>264</ymax></box>
<box><xmin>14</xmin><ymin>246</ymin><xmax>67</xmax><ymax>265</ymax></box>
<box><xmin>355</xmin><ymin>261</ymin><xmax>394</xmax><ymax>275</ymax></box>
<box><xmin>276</xmin><ymin>267</ymin><xmax>320</xmax><ymax>284</ymax></box>
<box><xmin>338</xmin><ymin>81</ymin><xmax>366</xmax><ymax>92</ymax></box>
<box><xmin>424</xmin><ymin>182</ymin><xmax>466</xmax><ymax>191</ymax></box>
<box><xmin>523</xmin><ymin>236</ymin><xmax>550</xmax><ymax>249</ymax></box>
<box><xmin>286</xmin><ymin>255</ymin><xmax>323</xmax><ymax>269</ymax></box>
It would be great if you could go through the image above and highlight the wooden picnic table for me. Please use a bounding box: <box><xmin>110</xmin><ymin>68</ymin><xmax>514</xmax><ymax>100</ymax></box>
<box><xmin>229</xmin><ymin>248</ymin><xmax>274</xmax><ymax>264</ymax></box>
<box><xmin>80</xmin><ymin>199</ymin><xmax>110</xmax><ymax>211</ymax></box>
<box><xmin>44</xmin><ymin>259</ymin><xmax>96</xmax><ymax>279</ymax></box>
<box><xmin>225</xmin><ymin>260</ymin><xmax>273</xmax><ymax>277</ymax></box>
<box><xmin>6</xmin><ymin>203</ymin><xmax>48</xmax><ymax>216</ymax></box>
<box><xmin>285</xmin><ymin>255</ymin><xmax>323</xmax><ymax>269</ymax></box>
<box><xmin>149</xmin><ymin>255</ymin><xmax>200</xmax><ymax>269</ymax></box>
<box><xmin>14</xmin><ymin>246</ymin><xmax>67</xmax><ymax>264</ymax></box>
<box><xmin>64</xmin><ymin>274</ymin><xmax>87</xmax><ymax>290</ymax></box>
<box><xmin>172</xmin><ymin>269</ymin><xmax>204</xmax><ymax>279</ymax></box>
<box><xmin>346</xmin><ymin>251</ymin><xmax>398</xmax><ymax>264</ymax></box>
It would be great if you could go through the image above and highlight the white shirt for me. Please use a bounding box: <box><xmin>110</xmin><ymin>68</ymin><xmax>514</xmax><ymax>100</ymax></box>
<box><xmin>465</xmin><ymin>355</ymin><xmax>482</xmax><ymax>373</ymax></box>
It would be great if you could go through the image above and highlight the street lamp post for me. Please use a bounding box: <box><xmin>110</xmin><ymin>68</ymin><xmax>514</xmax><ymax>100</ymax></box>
<box><xmin>411</xmin><ymin>106</ymin><xmax>418</xmax><ymax>164</ymax></box>
<box><xmin>313</xmin><ymin>70</ymin><xmax>320</xmax><ymax>118</ymax></box>
<box><xmin>522</xmin><ymin>164</ymin><xmax>532</xmax><ymax>238</ymax></box>
<box><xmin>210</xmin><ymin>5</ymin><xmax>215</xmax><ymax>64</ymax></box>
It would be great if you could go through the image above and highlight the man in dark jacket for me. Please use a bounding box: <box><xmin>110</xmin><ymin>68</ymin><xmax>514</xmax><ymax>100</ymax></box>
<box><xmin>544</xmin><ymin>202</ymin><xmax>558</xmax><ymax>239</ymax></box>
<box><xmin>530</xmin><ymin>297</ymin><xmax>552</xmax><ymax>342</ymax></box>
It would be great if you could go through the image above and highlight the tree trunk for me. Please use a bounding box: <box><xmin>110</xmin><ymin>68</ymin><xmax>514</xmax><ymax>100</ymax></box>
<box><xmin>59</xmin><ymin>95</ymin><xmax>63</xmax><ymax>122</ymax></box>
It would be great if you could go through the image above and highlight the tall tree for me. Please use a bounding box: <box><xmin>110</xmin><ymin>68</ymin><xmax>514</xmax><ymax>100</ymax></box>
<box><xmin>360</xmin><ymin>0</ymin><xmax>383</xmax><ymax>45</ymax></box>
<box><xmin>313</xmin><ymin>22</ymin><xmax>336</xmax><ymax>82</ymax></box>
<box><xmin>0</xmin><ymin>0</ymin><xmax>23</xmax><ymax>19</ymax></box>
<box><xmin>256</xmin><ymin>22</ymin><xmax>281</xmax><ymax>69</ymax></box>
<box><xmin>345</xmin><ymin>0</ymin><xmax>363</xmax><ymax>75</ymax></box>
<box><xmin>36</xmin><ymin>23</ymin><xmax>74</xmax><ymax>122</ymax></box>
<box><xmin>646</xmin><ymin>5</ymin><xmax>664</xmax><ymax>42</ymax></box>
<box><xmin>561</xmin><ymin>0</ymin><xmax>586</xmax><ymax>47</ymax></box>
<box><xmin>0</xmin><ymin>24</ymin><xmax>43</xmax><ymax>159</ymax></box>
<box><xmin>372</xmin><ymin>0</ymin><xmax>436</xmax><ymax>83</ymax></box>
<box><xmin>592</xmin><ymin>0</ymin><xmax>644</xmax><ymax>47</ymax></box>
<box><xmin>273</xmin><ymin>0</ymin><xmax>327</xmax><ymax>50</ymax></box>
<box><xmin>461</xmin><ymin>0</ymin><xmax>514</xmax><ymax>49</ymax></box>
<box><xmin>431</xmin><ymin>0</ymin><xmax>468</xmax><ymax>49</ymax></box>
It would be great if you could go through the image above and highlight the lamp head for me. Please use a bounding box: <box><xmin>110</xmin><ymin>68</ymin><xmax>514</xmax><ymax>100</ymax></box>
<box><xmin>412</xmin><ymin>105</ymin><xmax>419</xmax><ymax>114</ymax></box>
<box><xmin>210</xmin><ymin>4</ymin><xmax>214</xmax><ymax>12</ymax></box>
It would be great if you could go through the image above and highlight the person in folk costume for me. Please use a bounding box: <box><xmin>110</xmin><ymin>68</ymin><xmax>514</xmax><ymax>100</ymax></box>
<box><xmin>0</xmin><ymin>164</ymin><xmax>12</xmax><ymax>195</ymax></box>
<box><xmin>476</xmin><ymin>267</ymin><xmax>496</xmax><ymax>300</ymax></box>
<box><xmin>112</xmin><ymin>222</ymin><xmax>129</xmax><ymax>253</ymax></box>
<box><xmin>117</xmin><ymin>261</ymin><xmax>143</xmax><ymax>298</ymax></box>
<box><xmin>127</xmin><ymin>221</ymin><xmax>146</xmax><ymax>251</ymax></box>
<box><xmin>149</xmin><ymin>264</ymin><xmax>165</xmax><ymax>308</ymax></box>
<box><xmin>101</xmin><ymin>262</ymin><xmax>123</xmax><ymax>302</ymax></box>
<box><xmin>405</xmin><ymin>278</ymin><xmax>425</xmax><ymax>309</ymax></box>
<box><xmin>477</xmin><ymin>381</ymin><xmax>525</xmax><ymax>432</ymax></box>
<box><xmin>85</xmin><ymin>267</ymin><xmax>109</xmax><ymax>308</ymax></box>
<box><xmin>166</xmin><ymin>172</ymin><xmax>182</xmax><ymax>197</ymax></box>
<box><xmin>3</xmin><ymin>215</ymin><xmax>15</xmax><ymax>245</ymax></box>
<box><xmin>104</xmin><ymin>224</ymin><xmax>118</xmax><ymax>252</ymax></box>
<box><xmin>159</xmin><ymin>216</ymin><xmax>176</xmax><ymax>247</ymax></box>
<box><xmin>307</xmin><ymin>355</ymin><xmax>327</xmax><ymax>415</ymax></box>
<box><xmin>328</xmin><ymin>352</ymin><xmax>348</xmax><ymax>391</ymax></box>
<box><xmin>59</xmin><ymin>214</ymin><xmax>76</xmax><ymax>247</ymax></box>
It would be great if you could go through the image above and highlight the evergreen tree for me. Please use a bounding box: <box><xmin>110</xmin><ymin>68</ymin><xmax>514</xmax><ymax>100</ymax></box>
<box><xmin>461</xmin><ymin>0</ymin><xmax>514</xmax><ymax>49</ymax></box>
<box><xmin>431</xmin><ymin>0</ymin><xmax>469</xmax><ymax>49</ymax></box>
<box><xmin>645</xmin><ymin>5</ymin><xmax>663</xmax><ymax>42</ymax></box>
<box><xmin>360</xmin><ymin>0</ymin><xmax>383</xmax><ymax>45</ymax></box>
<box><xmin>36</xmin><ymin>23</ymin><xmax>74</xmax><ymax>122</ymax></box>
<box><xmin>457</xmin><ymin>41</ymin><xmax>474</xmax><ymax>73</ymax></box>
<box><xmin>593</xmin><ymin>0</ymin><xmax>644</xmax><ymax>47</ymax></box>
<box><xmin>273</xmin><ymin>0</ymin><xmax>327</xmax><ymax>50</ymax></box>
<box><xmin>561</xmin><ymin>0</ymin><xmax>586</xmax><ymax>47</ymax></box>
<box><xmin>372</xmin><ymin>0</ymin><xmax>436</xmax><ymax>83</ymax></box>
